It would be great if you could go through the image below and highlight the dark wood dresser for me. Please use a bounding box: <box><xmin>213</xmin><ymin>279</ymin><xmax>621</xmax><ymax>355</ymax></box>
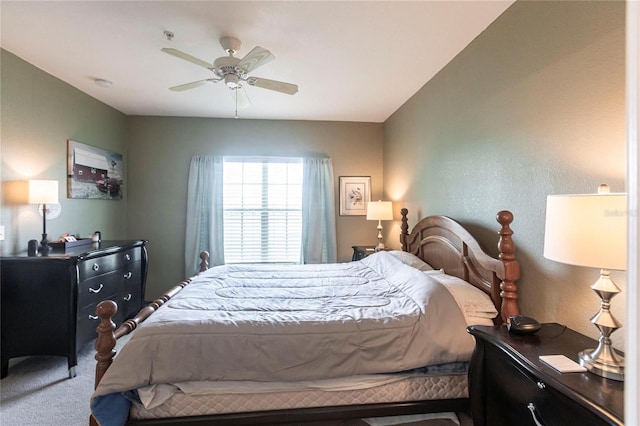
<box><xmin>0</xmin><ymin>240</ymin><xmax>147</xmax><ymax>379</ymax></box>
<box><xmin>468</xmin><ymin>323</ymin><xmax>624</xmax><ymax>426</ymax></box>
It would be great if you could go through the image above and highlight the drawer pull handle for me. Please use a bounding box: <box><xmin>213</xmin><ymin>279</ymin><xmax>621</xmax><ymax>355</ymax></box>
<box><xmin>92</xmin><ymin>263</ymin><xmax>100</xmax><ymax>271</ymax></box>
<box><xmin>527</xmin><ymin>403</ymin><xmax>545</xmax><ymax>426</ymax></box>
<box><xmin>124</xmin><ymin>254</ymin><xmax>131</xmax><ymax>261</ymax></box>
<box><xmin>536</xmin><ymin>381</ymin><xmax>546</xmax><ymax>389</ymax></box>
<box><xmin>123</xmin><ymin>294</ymin><xmax>132</xmax><ymax>302</ymax></box>
<box><xmin>88</xmin><ymin>284</ymin><xmax>104</xmax><ymax>294</ymax></box>
<box><xmin>124</xmin><ymin>272</ymin><xmax>132</xmax><ymax>279</ymax></box>
<box><xmin>88</xmin><ymin>314</ymin><xmax>99</xmax><ymax>320</ymax></box>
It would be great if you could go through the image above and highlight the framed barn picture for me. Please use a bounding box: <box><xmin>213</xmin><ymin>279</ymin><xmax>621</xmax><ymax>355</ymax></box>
<box><xmin>339</xmin><ymin>176</ymin><xmax>371</xmax><ymax>216</ymax></box>
<box><xmin>67</xmin><ymin>140</ymin><xmax>124</xmax><ymax>199</ymax></box>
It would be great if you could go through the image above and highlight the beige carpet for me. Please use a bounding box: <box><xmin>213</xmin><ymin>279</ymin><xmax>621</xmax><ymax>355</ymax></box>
<box><xmin>0</xmin><ymin>337</ymin><xmax>472</xmax><ymax>426</ymax></box>
<box><xmin>0</xmin><ymin>336</ymin><xmax>132</xmax><ymax>426</ymax></box>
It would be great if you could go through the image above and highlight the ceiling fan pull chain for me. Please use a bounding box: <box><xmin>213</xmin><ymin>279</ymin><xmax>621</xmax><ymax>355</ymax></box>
<box><xmin>235</xmin><ymin>88</ymin><xmax>239</xmax><ymax>119</ymax></box>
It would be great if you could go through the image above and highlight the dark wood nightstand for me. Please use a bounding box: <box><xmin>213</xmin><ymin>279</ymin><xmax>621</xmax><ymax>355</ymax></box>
<box><xmin>467</xmin><ymin>323</ymin><xmax>623</xmax><ymax>426</ymax></box>
<box><xmin>351</xmin><ymin>245</ymin><xmax>377</xmax><ymax>261</ymax></box>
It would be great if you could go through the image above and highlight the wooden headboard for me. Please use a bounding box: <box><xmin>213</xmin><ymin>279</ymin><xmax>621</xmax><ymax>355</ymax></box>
<box><xmin>400</xmin><ymin>209</ymin><xmax>519</xmax><ymax>324</ymax></box>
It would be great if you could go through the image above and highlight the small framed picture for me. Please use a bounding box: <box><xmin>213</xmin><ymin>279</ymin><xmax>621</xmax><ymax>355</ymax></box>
<box><xmin>339</xmin><ymin>176</ymin><xmax>371</xmax><ymax>216</ymax></box>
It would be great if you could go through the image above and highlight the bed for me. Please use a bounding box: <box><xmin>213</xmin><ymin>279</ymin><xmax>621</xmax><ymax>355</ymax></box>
<box><xmin>90</xmin><ymin>209</ymin><xmax>520</xmax><ymax>426</ymax></box>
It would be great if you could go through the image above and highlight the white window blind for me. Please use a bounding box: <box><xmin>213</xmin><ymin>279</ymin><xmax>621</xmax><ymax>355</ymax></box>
<box><xmin>223</xmin><ymin>157</ymin><xmax>303</xmax><ymax>264</ymax></box>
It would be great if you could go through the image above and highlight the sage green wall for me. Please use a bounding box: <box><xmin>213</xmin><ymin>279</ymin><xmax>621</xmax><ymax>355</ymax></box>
<box><xmin>4</xmin><ymin>1</ymin><xmax>624</xmax><ymax>350</ymax></box>
<box><xmin>126</xmin><ymin>116</ymin><xmax>383</xmax><ymax>298</ymax></box>
<box><xmin>0</xmin><ymin>50</ymin><xmax>128</xmax><ymax>255</ymax></box>
<box><xmin>0</xmin><ymin>49</ymin><xmax>384</xmax><ymax>302</ymax></box>
<box><xmin>383</xmin><ymin>1</ymin><xmax>626</xmax><ymax>347</ymax></box>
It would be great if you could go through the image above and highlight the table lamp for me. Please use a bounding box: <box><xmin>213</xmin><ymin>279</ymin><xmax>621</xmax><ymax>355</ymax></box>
<box><xmin>543</xmin><ymin>184</ymin><xmax>627</xmax><ymax>381</ymax></box>
<box><xmin>28</xmin><ymin>180</ymin><xmax>59</xmax><ymax>254</ymax></box>
<box><xmin>366</xmin><ymin>200</ymin><xmax>393</xmax><ymax>251</ymax></box>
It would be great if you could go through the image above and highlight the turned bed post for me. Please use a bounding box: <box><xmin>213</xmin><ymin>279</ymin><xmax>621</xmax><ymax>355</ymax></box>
<box><xmin>199</xmin><ymin>250</ymin><xmax>209</xmax><ymax>272</ymax></box>
<box><xmin>400</xmin><ymin>208</ymin><xmax>409</xmax><ymax>250</ymax></box>
<box><xmin>92</xmin><ymin>250</ymin><xmax>211</xmax><ymax>424</ymax></box>
<box><xmin>496</xmin><ymin>210</ymin><xmax>520</xmax><ymax>321</ymax></box>
<box><xmin>94</xmin><ymin>300</ymin><xmax>118</xmax><ymax>390</ymax></box>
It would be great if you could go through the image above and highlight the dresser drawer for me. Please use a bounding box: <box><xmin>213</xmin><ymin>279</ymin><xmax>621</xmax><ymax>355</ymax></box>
<box><xmin>78</xmin><ymin>247</ymin><xmax>142</xmax><ymax>281</ymax></box>
<box><xmin>485</xmin><ymin>345</ymin><xmax>608</xmax><ymax>425</ymax></box>
<box><xmin>120</xmin><ymin>261</ymin><xmax>144</xmax><ymax>318</ymax></box>
<box><xmin>78</xmin><ymin>270</ymin><xmax>122</xmax><ymax>309</ymax></box>
<box><xmin>76</xmin><ymin>258</ymin><xmax>144</xmax><ymax>348</ymax></box>
<box><xmin>79</xmin><ymin>260</ymin><xmax>143</xmax><ymax>308</ymax></box>
<box><xmin>120</xmin><ymin>284</ymin><xmax>142</xmax><ymax>319</ymax></box>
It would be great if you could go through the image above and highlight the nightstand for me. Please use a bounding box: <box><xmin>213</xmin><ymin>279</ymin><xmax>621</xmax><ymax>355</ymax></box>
<box><xmin>467</xmin><ymin>323</ymin><xmax>623</xmax><ymax>426</ymax></box>
<box><xmin>351</xmin><ymin>245</ymin><xmax>377</xmax><ymax>261</ymax></box>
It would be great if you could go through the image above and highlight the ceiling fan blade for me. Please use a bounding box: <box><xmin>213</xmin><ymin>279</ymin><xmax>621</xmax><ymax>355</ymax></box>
<box><xmin>161</xmin><ymin>48</ymin><xmax>214</xmax><ymax>69</ymax></box>
<box><xmin>169</xmin><ymin>78</ymin><xmax>219</xmax><ymax>92</ymax></box>
<box><xmin>230</xmin><ymin>86</ymin><xmax>251</xmax><ymax>109</ymax></box>
<box><xmin>237</xmin><ymin>46</ymin><xmax>274</xmax><ymax>73</ymax></box>
<box><xmin>247</xmin><ymin>77</ymin><xmax>298</xmax><ymax>95</ymax></box>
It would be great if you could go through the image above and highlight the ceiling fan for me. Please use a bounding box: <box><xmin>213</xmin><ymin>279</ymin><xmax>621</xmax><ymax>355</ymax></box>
<box><xmin>161</xmin><ymin>36</ymin><xmax>298</xmax><ymax>112</ymax></box>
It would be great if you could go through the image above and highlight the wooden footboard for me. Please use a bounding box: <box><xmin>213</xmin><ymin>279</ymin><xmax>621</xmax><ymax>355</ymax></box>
<box><xmin>90</xmin><ymin>251</ymin><xmax>209</xmax><ymax>425</ymax></box>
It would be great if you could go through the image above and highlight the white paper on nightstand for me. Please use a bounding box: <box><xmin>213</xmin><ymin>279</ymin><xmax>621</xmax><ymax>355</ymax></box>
<box><xmin>539</xmin><ymin>355</ymin><xmax>587</xmax><ymax>373</ymax></box>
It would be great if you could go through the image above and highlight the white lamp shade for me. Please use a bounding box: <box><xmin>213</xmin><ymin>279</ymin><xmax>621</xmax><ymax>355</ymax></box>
<box><xmin>543</xmin><ymin>193</ymin><xmax>627</xmax><ymax>270</ymax></box>
<box><xmin>28</xmin><ymin>180</ymin><xmax>59</xmax><ymax>205</ymax></box>
<box><xmin>366</xmin><ymin>201</ymin><xmax>393</xmax><ymax>221</ymax></box>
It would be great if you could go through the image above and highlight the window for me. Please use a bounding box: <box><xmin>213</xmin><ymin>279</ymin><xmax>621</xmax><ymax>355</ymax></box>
<box><xmin>223</xmin><ymin>157</ymin><xmax>303</xmax><ymax>264</ymax></box>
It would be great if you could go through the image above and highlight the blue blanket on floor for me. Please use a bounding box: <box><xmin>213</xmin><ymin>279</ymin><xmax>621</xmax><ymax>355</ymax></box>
<box><xmin>91</xmin><ymin>391</ymin><xmax>136</xmax><ymax>426</ymax></box>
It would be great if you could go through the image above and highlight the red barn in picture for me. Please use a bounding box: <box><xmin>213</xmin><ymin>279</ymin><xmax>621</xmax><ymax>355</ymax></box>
<box><xmin>67</xmin><ymin>139</ymin><xmax>123</xmax><ymax>199</ymax></box>
<box><xmin>72</xmin><ymin>147</ymin><xmax>109</xmax><ymax>183</ymax></box>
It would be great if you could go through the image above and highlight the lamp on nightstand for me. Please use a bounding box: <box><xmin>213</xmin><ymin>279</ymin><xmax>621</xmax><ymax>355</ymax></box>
<box><xmin>27</xmin><ymin>180</ymin><xmax>59</xmax><ymax>255</ymax></box>
<box><xmin>366</xmin><ymin>200</ymin><xmax>393</xmax><ymax>251</ymax></box>
<box><xmin>543</xmin><ymin>184</ymin><xmax>627</xmax><ymax>381</ymax></box>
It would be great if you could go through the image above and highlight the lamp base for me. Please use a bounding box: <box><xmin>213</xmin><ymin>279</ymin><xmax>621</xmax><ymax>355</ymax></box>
<box><xmin>39</xmin><ymin>242</ymin><xmax>51</xmax><ymax>256</ymax></box>
<box><xmin>577</xmin><ymin>269</ymin><xmax>625</xmax><ymax>382</ymax></box>
<box><xmin>40</xmin><ymin>231</ymin><xmax>51</xmax><ymax>256</ymax></box>
<box><xmin>579</xmin><ymin>349</ymin><xmax>624</xmax><ymax>381</ymax></box>
<box><xmin>375</xmin><ymin>221</ymin><xmax>385</xmax><ymax>252</ymax></box>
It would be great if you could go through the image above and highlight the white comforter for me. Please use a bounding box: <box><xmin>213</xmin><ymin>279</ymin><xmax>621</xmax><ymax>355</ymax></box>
<box><xmin>93</xmin><ymin>251</ymin><xmax>474</xmax><ymax>399</ymax></box>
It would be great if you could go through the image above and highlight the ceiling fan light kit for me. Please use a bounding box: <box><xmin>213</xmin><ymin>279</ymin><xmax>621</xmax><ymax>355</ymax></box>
<box><xmin>162</xmin><ymin>36</ymin><xmax>298</xmax><ymax>115</ymax></box>
<box><xmin>224</xmin><ymin>73</ymin><xmax>240</xmax><ymax>89</ymax></box>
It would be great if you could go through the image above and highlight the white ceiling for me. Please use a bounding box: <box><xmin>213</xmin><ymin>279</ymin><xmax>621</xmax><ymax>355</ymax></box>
<box><xmin>0</xmin><ymin>1</ymin><xmax>513</xmax><ymax>123</ymax></box>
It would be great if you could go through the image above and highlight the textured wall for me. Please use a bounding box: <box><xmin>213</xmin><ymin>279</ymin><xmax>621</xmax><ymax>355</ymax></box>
<box><xmin>126</xmin><ymin>116</ymin><xmax>383</xmax><ymax>298</ymax></box>
<box><xmin>383</xmin><ymin>1</ymin><xmax>626</xmax><ymax>348</ymax></box>
<box><xmin>0</xmin><ymin>50</ymin><xmax>128</xmax><ymax>255</ymax></box>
